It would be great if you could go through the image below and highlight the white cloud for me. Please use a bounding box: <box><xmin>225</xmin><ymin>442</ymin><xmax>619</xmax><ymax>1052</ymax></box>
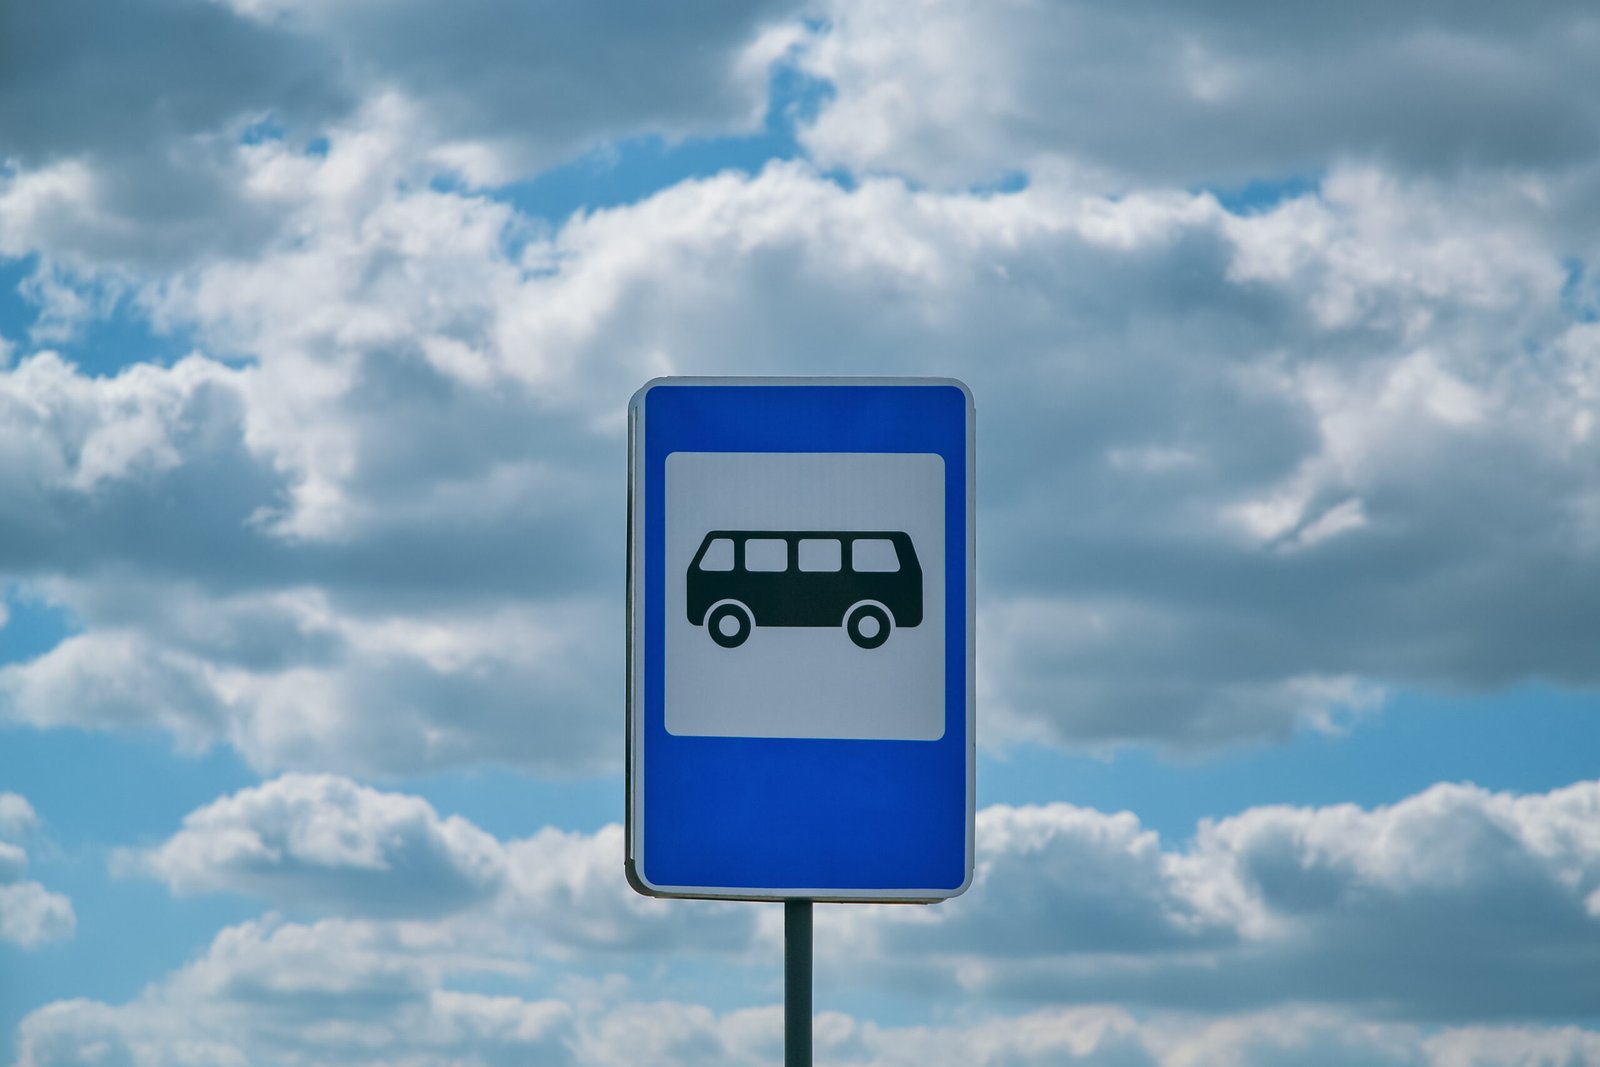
<box><xmin>862</xmin><ymin>803</ymin><xmax>1239</xmax><ymax>957</ymax></box>
<box><xmin>0</xmin><ymin>324</ymin><xmax>615</xmax><ymax>774</ymax></box>
<box><xmin>500</xmin><ymin>824</ymin><xmax>758</xmax><ymax>956</ymax></box>
<box><xmin>0</xmin><ymin>881</ymin><xmax>76</xmax><ymax>949</ymax></box>
<box><xmin>796</xmin><ymin>0</ymin><xmax>1600</xmax><ymax>188</ymax></box>
<box><xmin>0</xmin><ymin>792</ymin><xmax>75</xmax><ymax>949</ymax></box>
<box><xmin>123</xmin><ymin>776</ymin><xmax>757</xmax><ymax>954</ymax></box>
<box><xmin>123</xmin><ymin>774</ymin><xmax>506</xmax><ymax>918</ymax></box>
<box><xmin>121</xmin><ymin>776</ymin><xmax>1600</xmax><ymax>1020</ymax></box>
<box><xmin>3</xmin><ymin>134</ymin><xmax>1600</xmax><ymax>765</ymax></box>
<box><xmin>0</xmin><ymin>841</ymin><xmax>25</xmax><ymax>883</ymax></box>
<box><xmin>14</xmin><ymin>916</ymin><xmax>569</xmax><ymax>1067</ymax></box>
<box><xmin>827</xmin><ymin>781</ymin><xmax>1600</xmax><ymax>1019</ymax></box>
<box><xmin>0</xmin><ymin>0</ymin><xmax>806</xmax><ymax>273</ymax></box>
<box><xmin>15</xmin><ymin>923</ymin><xmax>1600</xmax><ymax>1067</ymax></box>
<box><xmin>0</xmin><ymin>585</ymin><xmax>616</xmax><ymax>775</ymax></box>
<box><xmin>1425</xmin><ymin>1026</ymin><xmax>1600</xmax><ymax>1067</ymax></box>
<box><xmin>212</xmin><ymin>0</ymin><xmax>805</xmax><ymax>183</ymax></box>
<box><xmin>0</xmin><ymin>350</ymin><xmax>237</xmax><ymax>495</ymax></box>
<box><xmin>6</xmin><ymin>1</ymin><xmax>1599</xmax><ymax>1057</ymax></box>
<box><xmin>0</xmin><ymin>629</ymin><xmax>233</xmax><ymax>753</ymax></box>
<box><xmin>1147</xmin><ymin>1009</ymin><xmax>1431</xmax><ymax>1067</ymax></box>
<box><xmin>0</xmin><ymin>791</ymin><xmax>39</xmax><ymax>838</ymax></box>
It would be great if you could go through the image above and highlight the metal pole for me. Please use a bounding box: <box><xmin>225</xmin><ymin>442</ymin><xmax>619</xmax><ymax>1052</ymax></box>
<box><xmin>784</xmin><ymin>898</ymin><xmax>812</xmax><ymax>1067</ymax></box>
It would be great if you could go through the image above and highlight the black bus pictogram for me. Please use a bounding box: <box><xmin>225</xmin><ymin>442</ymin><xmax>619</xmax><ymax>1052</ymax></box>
<box><xmin>687</xmin><ymin>530</ymin><xmax>923</xmax><ymax>649</ymax></box>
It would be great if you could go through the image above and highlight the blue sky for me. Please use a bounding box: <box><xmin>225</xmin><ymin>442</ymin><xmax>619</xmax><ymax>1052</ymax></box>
<box><xmin>4</xmin><ymin>2</ymin><xmax>1600</xmax><ymax>1065</ymax></box>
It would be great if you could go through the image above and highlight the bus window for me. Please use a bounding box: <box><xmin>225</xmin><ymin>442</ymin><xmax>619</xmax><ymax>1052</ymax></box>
<box><xmin>746</xmin><ymin>538</ymin><xmax>788</xmax><ymax>572</ymax></box>
<box><xmin>852</xmin><ymin>538</ymin><xmax>900</xmax><ymax>572</ymax></box>
<box><xmin>798</xmin><ymin>538</ymin><xmax>841</xmax><ymax>572</ymax></box>
<box><xmin>697</xmin><ymin>537</ymin><xmax>734</xmax><ymax>570</ymax></box>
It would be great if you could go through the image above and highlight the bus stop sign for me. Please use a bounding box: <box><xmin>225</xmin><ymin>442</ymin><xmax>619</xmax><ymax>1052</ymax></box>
<box><xmin>627</xmin><ymin>377</ymin><xmax>975</xmax><ymax>901</ymax></box>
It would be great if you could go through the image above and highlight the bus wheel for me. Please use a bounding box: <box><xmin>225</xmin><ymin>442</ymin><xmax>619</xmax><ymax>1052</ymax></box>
<box><xmin>707</xmin><ymin>602</ymin><xmax>753</xmax><ymax>648</ymax></box>
<box><xmin>846</xmin><ymin>603</ymin><xmax>891</xmax><ymax>649</ymax></box>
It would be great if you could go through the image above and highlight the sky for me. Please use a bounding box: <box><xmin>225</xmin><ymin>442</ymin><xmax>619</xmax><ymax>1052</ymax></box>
<box><xmin>2</xmin><ymin>1</ymin><xmax>1600</xmax><ymax>1064</ymax></box>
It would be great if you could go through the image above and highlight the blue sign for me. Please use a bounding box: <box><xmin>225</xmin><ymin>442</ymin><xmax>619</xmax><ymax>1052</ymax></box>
<box><xmin>627</xmin><ymin>378</ymin><xmax>974</xmax><ymax>901</ymax></box>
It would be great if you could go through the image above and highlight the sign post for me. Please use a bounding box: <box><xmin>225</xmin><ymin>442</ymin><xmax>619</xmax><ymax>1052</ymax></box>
<box><xmin>785</xmin><ymin>898</ymin><xmax>811</xmax><ymax>1067</ymax></box>
<box><xmin>626</xmin><ymin>377</ymin><xmax>975</xmax><ymax>1060</ymax></box>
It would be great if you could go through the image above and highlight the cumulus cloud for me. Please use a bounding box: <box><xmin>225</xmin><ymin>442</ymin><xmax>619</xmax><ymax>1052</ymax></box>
<box><xmin>122</xmin><ymin>774</ymin><xmax>506</xmax><ymax>918</ymax></box>
<box><xmin>0</xmin><ymin>881</ymin><xmax>77</xmax><ymax>949</ymax></box>
<box><xmin>1</xmin><ymin>152</ymin><xmax>1598</xmax><ymax>765</ymax></box>
<box><xmin>14</xmin><ymin>916</ymin><xmax>571</xmax><ymax>1067</ymax></box>
<box><xmin>7</xmin><ymin>0</ymin><xmax>1598</xmax><ymax>1058</ymax></box>
<box><xmin>0</xmin><ymin>792</ymin><xmax>75</xmax><ymax>948</ymax></box>
<box><xmin>211</xmin><ymin>0</ymin><xmax>806</xmax><ymax>183</ymax></box>
<box><xmin>797</xmin><ymin>0</ymin><xmax>1600</xmax><ymax>188</ymax></box>
<box><xmin>0</xmin><ymin>1</ymin><xmax>343</xmax><ymax>169</ymax></box>
<box><xmin>831</xmin><ymin>781</ymin><xmax>1600</xmax><ymax>1020</ymax></box>
<box><xmin>0</xmin><ymin>0</ymin><xmax>347</xmax><ymax>273</ymax></box>
<box><xmin>122</xmin><ymin>776</ymin><xmax>756</xmax><ymax>953</ymax></box>
<box><xmin>235</xmin><ymin>161</ymin><xmax>1600</xmax><ymax>751</ymax></box>
<box><xmin>15</xmin><ymin>922</ymin><xmax>1600</xmax><ymax>1067</ymax></box>
<box><xmin>0</xmin><ymin>340</ymin><xmax>614</xmax><ymax>774</ymax></box>
<box><xmin>0</xmin><ymin>134</ymin><xmax>630</xmax><ymax>773</ymax></box>
<box><xmin>0</xmin><ymin>0</ymin><xmax>804</xmax><ymax>273</ymax></box>
<box><xmin>122</xmin><ymin>776</ymin><xmax>1600</xmax><ymax>1022</ymax></box>
<box><xmin>5</xmin><ymin>35</ymin><xmax>1600</xmax><ymax>770</ymax></box>
<box><xmin>0</xmin><ymin>791</ymin><xmax>39</xmax><ymax>838</ymax></box>
<box><xmin>0</xmin><ymin>587</ymin><xmax>615</xmax><ymax>775</ymax></box>
<box><xmin>499</xmin><ymin>823</ymin><xmax>759</xmax><ymax>956</ymax></box>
